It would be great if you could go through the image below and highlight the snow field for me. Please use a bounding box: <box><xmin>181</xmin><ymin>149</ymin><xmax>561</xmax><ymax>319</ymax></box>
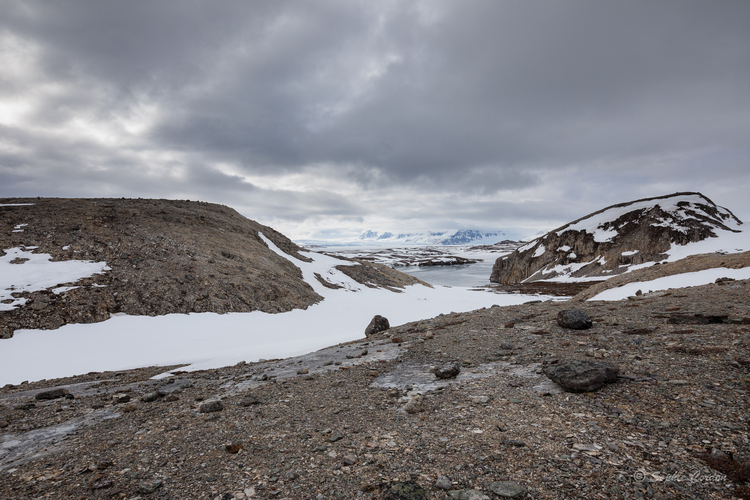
<box><xmin>0</xmin><ymin>233</ymin><xmax>554</xmax><ymax>385</ymax></box>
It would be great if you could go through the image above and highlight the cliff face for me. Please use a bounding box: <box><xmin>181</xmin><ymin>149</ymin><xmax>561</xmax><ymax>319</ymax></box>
<box><xmin>0</xmin><ymin>198</ymin><xmax>420</xmax><ymax>338</ymax></box>
<box><xmin>490</xmin><ymin>192</ymin><xmax>743</xmax><ymax>285</ymax></box>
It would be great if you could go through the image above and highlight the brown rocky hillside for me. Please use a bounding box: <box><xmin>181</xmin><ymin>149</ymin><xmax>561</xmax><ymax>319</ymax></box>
<box><xmin>491</xmin><ymin>192</ymin><xmax>743</xmax><ymax>285</ymax></box>
<box><xmin>0</xmin><ymin>198</ymin><xmax>420</xmax><ymax>339</ymax></box>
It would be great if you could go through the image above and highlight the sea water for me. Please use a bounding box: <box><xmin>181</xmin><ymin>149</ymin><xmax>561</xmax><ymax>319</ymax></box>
<box><xmin>399</xmin><ymin>260</ymin><xmax>495</xmax><ymax>287</ymax></box>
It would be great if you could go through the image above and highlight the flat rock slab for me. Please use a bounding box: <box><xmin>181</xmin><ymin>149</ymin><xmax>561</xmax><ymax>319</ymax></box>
<box><xmin>448</xmin><ymin>490</ymin><xmax>491</xmax><ymax>500</ymax></box>
<box><xmin>487</xmin><ymin>481</ymin><xmax>527</xmax><ymax>498</ymax></box>
<box><xmin>543</xmin><ymin>360</ymin><xmax>619</xmax><ymax>392</ymax></box>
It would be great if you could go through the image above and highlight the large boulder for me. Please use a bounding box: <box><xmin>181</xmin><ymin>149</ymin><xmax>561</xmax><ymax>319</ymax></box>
<box><xmin>365</xmin><ymin>315</ymin><xmax>390</xmax><ymax>336</ymax></box>
<box><xmin>543</xmin><ymin>360</ymin><xmax>619</xmax><ymax>392</ymax></box>
<box><xmin>557</xmin><ymin>310</ymin><xmax>593</xmax><ymax>330</ymax></box>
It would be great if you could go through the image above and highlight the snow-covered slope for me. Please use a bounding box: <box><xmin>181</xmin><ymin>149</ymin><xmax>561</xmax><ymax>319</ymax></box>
<box><xmin>357</xmin><ymin>229</ymin><xmax>509</xmax><ymax>246</ymax></box>
<box><xmin>491</xmin><ymin>192</ymin><xmax>748</xmax><ymax>284</ymax></box>
<box><xmin>0</xmin><ymin>231</ymin><xmax>556</xmax><ymax>385</ymax></box>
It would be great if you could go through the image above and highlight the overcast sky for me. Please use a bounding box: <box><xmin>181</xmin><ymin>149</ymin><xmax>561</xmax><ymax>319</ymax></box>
<box><xmin>1</xmin><ymin>1</ymin><xmax>749</xmax><ymax>241</ymax></box>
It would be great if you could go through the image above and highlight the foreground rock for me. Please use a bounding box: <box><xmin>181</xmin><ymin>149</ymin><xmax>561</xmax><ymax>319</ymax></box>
<box><xmin>556</xmin><ymin>309</ymin><xmax>592</xmax><ymax>330</ymax></box>
<box><xmin>365</xmin><ymin>315</ymin><xmax>390</xmax><ymax>336</ymax></box>
<box><xmin>543</xmin><ymin>360</ymin><xmax>619</xmax><ymax>392</ymax></box>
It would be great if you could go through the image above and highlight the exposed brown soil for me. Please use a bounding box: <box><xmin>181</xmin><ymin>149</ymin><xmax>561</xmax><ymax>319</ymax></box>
<box><xmin>2</xmin><ymin>279</ymin><xmax>749</xmax><ymax>499</ymax></box>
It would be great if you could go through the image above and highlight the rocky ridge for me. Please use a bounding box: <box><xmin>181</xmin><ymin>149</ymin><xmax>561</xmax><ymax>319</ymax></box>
<box><xmin>490</xmin><ymin>192</ymin><xmax>743</xmax><ymax>285</ymax></box>
<box><xmin>0</xmin><ymin>198</ymin><xmax>421</xmax><ymax>339</ymax></box>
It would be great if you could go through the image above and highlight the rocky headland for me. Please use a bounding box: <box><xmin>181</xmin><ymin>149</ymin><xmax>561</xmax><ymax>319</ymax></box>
<box><xmin>491</xmin><ymin>192</ymin><xmax>743</xmax><ymax>285</ymax></box>
<box><xmin>0</xmin><ymin>198</ymin><xmax>420</xmax><ymax>339</ymax></box>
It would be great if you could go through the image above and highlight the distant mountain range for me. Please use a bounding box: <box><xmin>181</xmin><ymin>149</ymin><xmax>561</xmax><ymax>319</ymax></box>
<box><xmin>357</xmin><ymin>229</ymin><xmax>509</xmax><ymax>246</ymax></box>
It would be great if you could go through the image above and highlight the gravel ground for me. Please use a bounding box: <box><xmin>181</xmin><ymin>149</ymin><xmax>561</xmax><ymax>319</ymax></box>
<box><xmin>2</xmin><ymin>278</ymin><xmax>749</xmax><ymax>499</ymax></box>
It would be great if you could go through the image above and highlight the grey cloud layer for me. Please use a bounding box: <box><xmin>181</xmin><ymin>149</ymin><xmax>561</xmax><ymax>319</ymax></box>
<box><xmin>2</xmin><ymin>0</ymin><xmax>749</xmax><ymax>237</ymax></box>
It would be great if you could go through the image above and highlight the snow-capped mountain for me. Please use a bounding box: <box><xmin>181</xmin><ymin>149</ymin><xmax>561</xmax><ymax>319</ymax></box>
<box><xmin>358</xmin><ymin>229</ymin><xmax>509</xmax><ymax>246</ymax></box>
<box><xmin>491</xmin><ymin>192</ymin><xmax>748</xmax><ymax>284</ymax></box>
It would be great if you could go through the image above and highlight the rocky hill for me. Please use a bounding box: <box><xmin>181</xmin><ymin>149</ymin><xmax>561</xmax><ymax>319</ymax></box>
<box><xmin>0</xmin><ymin>198</ymin><xmax>420</xmax><ymax>339</ymax></box>
<box><xmin>490</xmin><ymin>192</ymin><xmax>744</xmax><ymax>285</ymax></box>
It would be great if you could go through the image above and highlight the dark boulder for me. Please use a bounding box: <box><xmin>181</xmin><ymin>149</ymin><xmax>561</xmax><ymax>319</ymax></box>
<box><xmin>199</xmin><ymin>400</ymin><xmax>224</xmax><ymax>413</ymax></box>
<box><xmin>365</xmin><ymin>315</ymin><xmax>390</xmax><ymax>336</ymax></box>
<box><xmin>383</xmin><ymin>481</ymin><xmax>429</xmax><ymax>500</ymax></box>
<box><xmin>35</xmin><ymin>388</ymin><xmax>70</xmax><ymax>400</ymax></box>
<box><xmin>434</xmin><ymin>364</ymin><xmax>461</xmax><ymax>379</ymax></box>
<box><xmin>557</xmin><ymin>310</ymin><xmax>593</xmax><ymax>330</ymax></box>
<box><xmin>543</xmin><ymin>360</ymin><xmax>619</xmax><ymax>392</ymax></box>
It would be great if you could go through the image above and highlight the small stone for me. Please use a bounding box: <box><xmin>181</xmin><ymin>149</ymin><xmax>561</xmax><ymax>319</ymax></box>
<box><xmin>297</xmin><ymin>368</ymin><xmax>309</xmax><ymax>375</ymax></box>
<box><xmin>502</xmin><ymin>439</ymin><xmax>526</xmax><ymax>447</ymax></box>
<box><xmin>469</xmin><ymin>395</ymin><xmax>490</xmax><ymax>404</ymax></box>
<box><xmin>225</xmin><ymin>442</ymin><xmax>243</xmax><ymax>453</ymax></box>
<box><xmin>365</xmin><ymin>315</ymin><xmax>390</xmax><ymax>336</ymax></box>
<box><xmin>199</xmin><ymin>400</ymin><xmax>224</xmax><ymax>413</ymax></box>
<box><xmin>383</xmin><ymin>481</ymin><xmax>428</xmax><ymax>500</ymax></box>
<box><xmin>327</xmin><ymin>434</ymin><xmax>344</xmax><ymax>443</ymax></box>
<box><xmin>404</xmin><ymin>396</ymin><xmax>428</xmax><ymax>414</ymax></box>
<box><xmin>434</xmin><ymin>364</ymin><xmax>461</xmax><ymax>379</ymax></box>
<box><xmin>486</xmin><ymin>481</ymin><xmax>527</xmax><ymax>498</ymax></box>
<box><xmin>113</xmin><ymin>394</ymin><xmax>131</xmax><ymax>404</ymax></box>
<box><xmin>141</xmin><ymin>390</ymin><xmax>164</xmax><ymax>402</ymax></box>
<box><xmin>91</xmin><ymin>479</ymin><xmax>113</xmax><ymax>490</ymax></box>
<box><xmin>165</xmin><ymin>394</ymin><xmax>179</xmax><ymax>402</ymax></box>
<box><xmin>556</xmin><ymin>310</ymin><xmax>593</xmax><ymax>330</ymax></box>
<box><xmin>392</xmin><ymin>337</ymin><xmax>403</xmax><ymax>344</ymax></box>
<box><xmin>122</xmin><ymin>403</ymin><xmax>137</xmax><ymax>412</ymax></box>
<box><xmin>137</xmin><ymin>479</ymin><xmax>163</xmax><ymax>494</ymax></box>
<box><xmin>35</xmin><ymin>389</ymin><xmax>69</xmax><ymax>400</ymax></box>
<box><xmin>435</xmin><ymin>475</ymin><xmax>452</xmax><ymax>490</ymax></box>
<box><xmin>0</xmin><ymin>420</ymin><xmax>8</xmax><ymax>428</ymax></box>
<box><xmin>240</xmin><ymin>396</ymin><xmax>261</xmax><ymax>406</ymax></box>
<box><xmin>342</xmin><ymin>454</ymin><xmax>358</xmax><ymax>466</ymax></box>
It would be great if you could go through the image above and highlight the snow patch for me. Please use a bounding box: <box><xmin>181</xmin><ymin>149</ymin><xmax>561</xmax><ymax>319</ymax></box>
<box><xmin>589</xmin><ymin>267</ymin><xmax>750</xmax><ymax>301</ymax></box>
<box><xmin>0</xmin><ymin>247</ymin><xmax>110</xmax><ymax>311</ymax></box>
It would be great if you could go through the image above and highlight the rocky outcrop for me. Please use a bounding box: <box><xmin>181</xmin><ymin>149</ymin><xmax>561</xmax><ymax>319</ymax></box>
<box><xmin>491</xmin><ymin>192</ymin><xmax>742</xmax><ymax>285</ymax></box>
<box><xmin>0</xmin><ymin>198</ymin><xmax>421</xmax><ymax>338</ymax></box>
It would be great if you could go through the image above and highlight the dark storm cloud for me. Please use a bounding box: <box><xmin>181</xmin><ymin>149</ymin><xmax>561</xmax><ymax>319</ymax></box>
<box><xmin>1</xmin><ymin>0</ymin><xmax>750</xmax><ymax>237</ymax></box>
